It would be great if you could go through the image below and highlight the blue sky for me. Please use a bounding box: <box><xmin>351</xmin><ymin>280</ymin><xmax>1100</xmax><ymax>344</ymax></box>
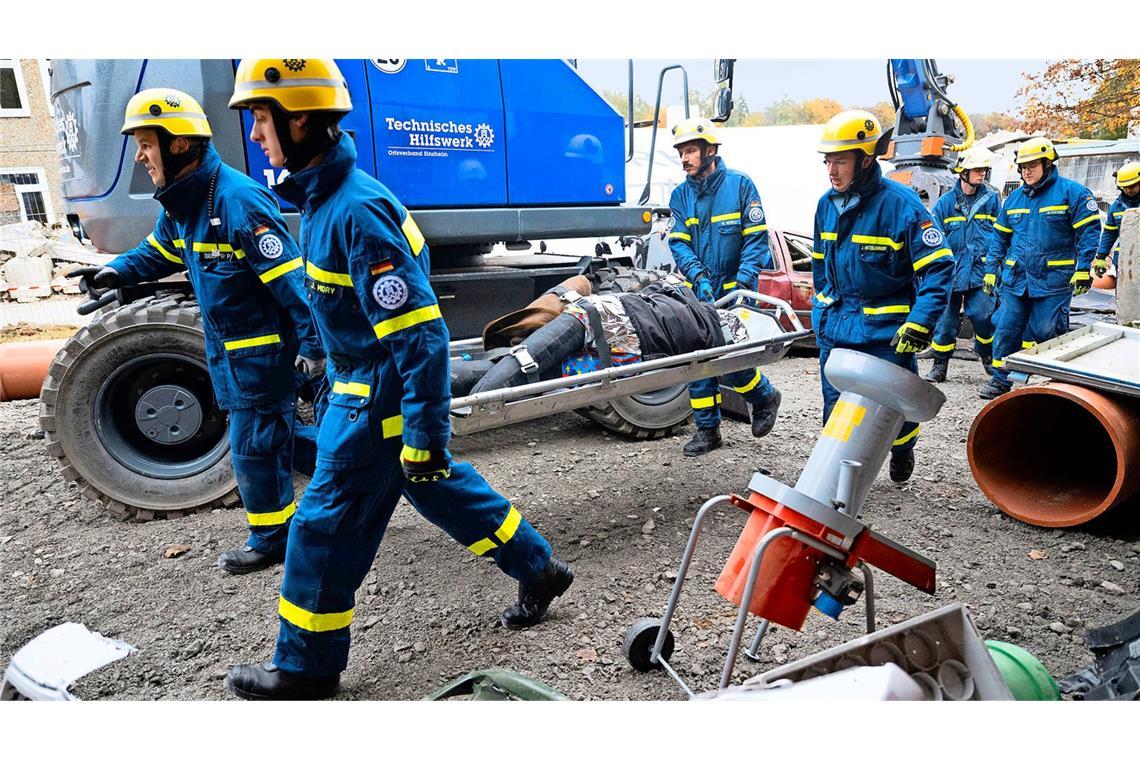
<box><xmin>574</xmin><ymin>59</ymin><xmax>1047</xmax><ymax>116</ymax></box>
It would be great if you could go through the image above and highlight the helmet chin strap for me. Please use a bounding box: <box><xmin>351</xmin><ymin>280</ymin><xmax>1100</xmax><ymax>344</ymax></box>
<box><xmin>696</xmin><ymin>146</ymin><xmax>718</xmax><ymax>176</ymax></box>
<box><xmin>272</xmin><ymin>104</ymin><xmax>342</xmax><ymax>174</ymax></box>
<box><xmin>157</xmin><ymin>133</ymin><xmax>205</xmax><ymax>187</ymax></box>
<box><xmin>960</xmin><ymin>169</ymin><xmax>989</xmax><ymax>190</ymax></box>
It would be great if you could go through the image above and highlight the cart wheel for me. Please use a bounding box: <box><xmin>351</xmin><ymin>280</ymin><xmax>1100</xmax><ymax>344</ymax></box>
<box><xmin>623</xmin><ymin>617</ymin><xmax>674</xmax><ymax>673</ymax></box>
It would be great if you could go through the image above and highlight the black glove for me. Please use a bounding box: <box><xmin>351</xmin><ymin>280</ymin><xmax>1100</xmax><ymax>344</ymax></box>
<box><xmin>294</xmin><ymin>354</ymin><xmax>326</xmax><ymax>379</ymax></box>
<box><xmin>401</xmin><ymin>446</ymin><xmax>451</xmax><ymax>483</ymax></box>
<box><xmin>891</xmin><ymin>322</ymin><xmax>933</xmax><ymax>354</ymax></box>
<box><xmin>67</xmin><ymin>265</ymin><xmax>121</xmax><ymax>296</ymax></box>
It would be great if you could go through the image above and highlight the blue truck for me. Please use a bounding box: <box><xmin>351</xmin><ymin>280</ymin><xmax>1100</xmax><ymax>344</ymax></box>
<box><xmin>41</xmin><ymin>58</ymin><xmax>694</xmax><ymax>519</ymax></box>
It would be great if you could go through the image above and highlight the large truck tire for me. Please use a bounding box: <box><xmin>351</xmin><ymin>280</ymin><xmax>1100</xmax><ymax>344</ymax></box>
<box><xmin>577</xmin><ymin>266</ymin><xmax>692</xmax><ymax>439</ymax></box>
<box><xmin>39</xmin><ymin>294</ymin><xmax>238</xmax><ymax>521</ymax></box>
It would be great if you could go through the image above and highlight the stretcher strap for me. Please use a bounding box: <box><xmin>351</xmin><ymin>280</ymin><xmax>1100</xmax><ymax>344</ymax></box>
<box><xmin>578</xmin><ymin>300</ymin><xmax>612</xmax><ymax>368</ymax></box>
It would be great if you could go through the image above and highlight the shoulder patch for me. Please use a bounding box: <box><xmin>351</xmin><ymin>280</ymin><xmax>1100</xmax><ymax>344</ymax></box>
<box><xmin>372</xmin><ymin>275</ymin><xmax>409</xmax><ymax>309</ymax></box>
<box><xmin>1086</xmin><ymin>198</ymin><xmax>1099</xmax><ymax>212</ymax></box>
<box><xmin>748</xmin><ymin>206</ymin><xmax>764</xmax><ymax>223</ymax></box>
<box><xmin>258</xmin><ymin>233</ymin><xmax>284</xmax><ymax>259</ymax></box>
<box><xmin>921</xmin><ymin>227</ymin><xmax>944</xmax><ymax>247</ymax></box>
<box><xmin>254</xmin><ymin>225</ymin><xmax>270</xmax><ymax>236</ymax></box>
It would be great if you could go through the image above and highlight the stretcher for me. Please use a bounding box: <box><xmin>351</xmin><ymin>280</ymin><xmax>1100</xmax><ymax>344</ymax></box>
<box><xmin>447</xmin><ymin>290</ymin><xmax>811</xmax><ymax>434</ymax></box>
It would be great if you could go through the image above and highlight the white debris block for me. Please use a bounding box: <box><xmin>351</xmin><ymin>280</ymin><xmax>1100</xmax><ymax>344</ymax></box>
<box><xmin>0</xmin><ymin>622</ymin><xmax>136</xmax><ymax>700</ymax></box>
<box><xmin>0</xmin><ymin>220</ymin><xmax>52</xmax><ymax>257</ymax></box>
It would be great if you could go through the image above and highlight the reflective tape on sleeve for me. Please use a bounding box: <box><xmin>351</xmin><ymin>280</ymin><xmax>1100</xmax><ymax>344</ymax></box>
<box><xmin>913</xmin><ymin>248</ymin><xmax>952</xmax><ymax>272</ymax></box>
<box><xmin>402</xmin><ymin>212</ymin><xmax>425</xmax><ymax>256</ymax></box>
<box><xmin>147</xmin><ymin>234</ymin><xmax>183</xmax><ymax>265</ymax></box>
<box><xmin>259</xmin><ymin>257</ymin><xmax>303</xmax><ymax>283</ymax></box>
<box><xmin>373</xmin><ymin>304</ymin><xmax>443</xmax><ymax>340</ymax></box>
<box><xmin>223</xmin><ymin>333</ymin><xmax>282</xmax><ymax>351</ymax></box>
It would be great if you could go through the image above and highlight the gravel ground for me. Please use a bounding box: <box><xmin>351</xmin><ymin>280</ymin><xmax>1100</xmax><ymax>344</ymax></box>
<box><xmin>2</xmin><ymin>354</ymin><xmax>1138</xmax><ymax>700</ymax></box>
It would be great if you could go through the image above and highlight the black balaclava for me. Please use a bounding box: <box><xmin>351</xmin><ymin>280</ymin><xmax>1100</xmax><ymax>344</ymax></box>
<box><xmin>271</xmin><ymin>103</ymin><xmax>343</xmax><ymax>174</ymax></box>
<box><xmin>157</xmin><ymin>132</ymin><xmax>206</xmax><ymax>187</ymax></box>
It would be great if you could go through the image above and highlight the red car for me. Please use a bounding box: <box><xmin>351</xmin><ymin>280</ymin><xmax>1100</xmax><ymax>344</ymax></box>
<box><xmin>759</xmin><ymin>229</ymin><xmax>817</xmax><ymax>346</ymax></box>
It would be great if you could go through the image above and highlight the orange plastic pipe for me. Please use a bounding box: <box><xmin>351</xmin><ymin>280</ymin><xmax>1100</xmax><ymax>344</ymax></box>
<box><xmin>968</xmin><ymin>382</ymin><xmax>1140</xmax><ymax>527</ymax></box>
<box><xmin>0</xmin><ymin>339</ymin><xmax>66</xmax><ymax>402</ymax></box>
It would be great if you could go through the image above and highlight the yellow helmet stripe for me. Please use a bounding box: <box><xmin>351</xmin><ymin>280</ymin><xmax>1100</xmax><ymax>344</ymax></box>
<box><xmin>233</xmin><ymin>77</ymin><xmax>344</xmax><ymax>93</ymax></box>
<box><xmin>124</xmin><ymin>111</ymin><xmax>208</xmax><ymax>124</ymax></box>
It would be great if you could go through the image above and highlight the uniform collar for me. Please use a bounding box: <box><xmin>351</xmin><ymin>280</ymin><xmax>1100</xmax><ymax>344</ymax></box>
<box><xmin>274</xmin><ymin>132</ymin><xmax>357</xmax><ymax>213</ymax></box>
<box><xmin>686</xmin><ymin>155</ymin><xmax>726</xmax><ymax>196</ymax></box>
<box><xmin>1022</xmin><ymin>166</ymin><xmax>1058</xmax><ymax>198</ymax></box>
<box><xmin>827</xmin><ymin>158</ymin><xmax>883</xmax><ymax>212</ymax></box>
<box><xmin>153</xmin><ymin>142</ymin><xmax>221</xmax><ymax>222</ymax></box>
<box><xmin>954</xmin><ymin>180</ymin><xmax>991</xmax><ymax>208</ymax></box>
<box><xmin>1120</xmin><ymin>191</ymin><xmax>1140</xmax><ymax>208</ymax></box>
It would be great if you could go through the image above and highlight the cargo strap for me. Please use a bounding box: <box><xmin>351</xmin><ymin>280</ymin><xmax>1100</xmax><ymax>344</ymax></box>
<box><xmin>509</xmin><ymin>344</ymin><xmax>540</xmax><ymax>382</ymax></box>
<box><xmin>578</xmin><ymin>299</ymin><xmax>612</xmax><ymax>368</ymax></box>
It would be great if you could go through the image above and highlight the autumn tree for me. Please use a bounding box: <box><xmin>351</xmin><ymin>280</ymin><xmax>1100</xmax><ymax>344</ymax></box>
<box><xmin>1016</xmin><ymin>59</ymin><xmax>1140</xmax><ymax>139</ymax></box>
<box><xmin>602</xmin><ymin>89</ymin><xmax>655</xmax><ymax>124</ymax></box>
<box><xmin>969</xmin><ymin>111</ymin><xmax>1017</xmax><ymax>138</ymax></box>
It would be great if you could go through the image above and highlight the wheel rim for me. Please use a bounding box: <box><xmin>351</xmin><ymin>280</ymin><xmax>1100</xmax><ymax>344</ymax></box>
<box><xmin>94</xmin><ymin>352</ymin><xmax>229</xmax><ymax>479</ymax></box>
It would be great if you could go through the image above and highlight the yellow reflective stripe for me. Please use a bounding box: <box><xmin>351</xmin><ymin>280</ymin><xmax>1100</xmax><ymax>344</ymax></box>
<box><xmin>1039</xmin><ymin>205</ymin><xmax>1069</xmax><ymax>213</ymax></box>
<box><xmin>942</xmin><ymin>216</ymin><xmax>966</xmax><ymax>223</ymax></box>
<box><xmin>402</xmin><ymin>212</ymin><xmax>425</xmax><ymax>256</ymax></box>
<box><xmin>742</xmin><ymin>224</ymin><xmax>768</xmax><ymax>235</ymax></box>
<box><xmin>711</xmin><ymin>212</ymin><xmax>741</xmax><ymax>223</ymax></box>
<box><xmin>975</xmin><ymin>334</ymin><xmax>994</xmax><ymax>344</ymax></box>
<box><xmin>811</xmin><ymin>251</ymin><xmax>825</xmax><ymax>260</ymax></box>
<box><xmin>815</xmin><ymin>292</ymin><xmax>834</xmax><ymax>304</ymax></box>
<box><xmin>732</xmin><ymin>369</ymin><xmax>763</xmax><ymax>394</ymax></box>
<box><xmin>684</xmin><ymin>217</ymin><xmax>699</xmax><ymax>227</ymax></box>
<box><xmin>893</xmin><ymin>425</ymin><xmax>920</xmax><ymax>447</ymax></box>
<box><xmin>862</xmin><ymin>304</ymin><xmax>911</xmax><ymax>315</ymax></box>
<box><xmin>690</xmin><ymin>394</ymin><xmax>722</xmax><ymax>409</ymax></box>
<box><xmin>259</xmin><ymin>257</ymin><xmax>303</xmax><ymax>283</ymax></box>
<box><xmin>172</xmin><ymin>239</ymin><xmax>186</xmax><ymax>249</ymax></box>
<box><xmin>248</xmin><ymin>501</ymin><xmax>296</xmax><ymax>527</ymax></box>
<box><xmin>1006</xmin><ymin>208</ymin><xmax>1030</xmax><ymax>215</ymax></box>
<box><xmin>851</xmin><ymin>234</ymin><xmax>904</xmax><ymax>250</ymax></box>
<box><xmin>192</xmin><ymin>242</ymin><xmax>236</xmax><ymax>252</ymax></box>
<box><xmin>494</xmin><ymin>507</ymin><xmax>522</xmax><ymax>545</ymax></box>
<box><xmin>992</xmin><ymin>358</ymin><xmax>1005</xmax><ymax>368</ymax></box>
<box><xmin>382</xmin><ymin>415</ymin><xmax>403</xmax><ymax>439</ymax></box>
<box><xmin>931</xmin><ymin>342</ymin><xmax>956</xmax><ymax>353</ymax></box>
<box><xmin>820</xmin><ymin>232</ymin><xmax>838</xmax><ymax>240</ymax></box>
<box><xmin>223</xmin><ymin>333</ymin><xmax>281</xmax><ymax>351</ymax></box>
<box><xmin>1005</xmin><ymin>259</ymin><xmax>1016</xmax><ymax>267</ymax></box>
<box><xmin>467</xmin><ymin>538</ymin><xmax>498</xmax><ymax>556</ymax></box>
<box><xmin>1021</xmin><ymin>340</ymin><xmax>1037</xmax><ymax>350</ymax></box>
<box><xmin>994</xmin><ymin>223</ymin><xmax>1013</xmax><ymax>233</ymax></box>
<box><xmin>401</xmin><ymin>445</ymin><xmax>431</xmax><ymax>463</ymax></box>
<box><xmin>914</xmin><ymin>248</ymin><xmax>952</xmax><ymax>272</ymax></box>
<box><xmin>1104</xmin><ymin>224</ymin><xmax>1119</xmax><ymax>231</ymax></box>
<box><xmin>1073</xmin><ymin>213</ymin><xmax>1100</xmax><ymax>229</ymax></box>
<box><xmin>305</xmin><ymin>261</ymin><xmax>353</xmax><ymax>287</ymax></box>
<box><xmin>332</xmin><ymin>380</ymin><xmax>371</xmax><ymax>397</ymax></box>
<box><xmin>669</xmin><ymin>232</ymin><xmax>692</xmax><ymax>242</ymax></box>
<box><xmin>1113</xmin><ymin>211</ymin><xmax>1125</xmax><ymax>217</ymax></box>
<box><xmin>682</xmin><ymin>280</ymin><xmax>694</xmax><ymax>288</ymax></box>
<box><xmin>147</xmin><ymin>234</ymin><xmax>183</xmax><ymax>265</ymax></box>
<box><xmin>278</xmin><ymin>596</ymin><xmax>353</xmax><ymax>633</ymax></box>
<box><xmin>722</xmin><ymin>281</ymin><xmax>737</xmax><ymax>290</ymax></box>
<box><xmin>975</xmin><ymin>214</ymin><xmax>997</xmax><ymax>222</ymax></box>
<box><xmin>373</xmin><ymin>304</ymin><xmax>443</xmax><ymax>340</ymax></box>
<box><xmin>1046</xmin><ymin>259</ymin><xmax>1075</xmax><ymax>267</ymax></box>
<box><xmin>234</xmin><ymin>249</ymin><xmax>246</xmax><ymax>259</ymax></box>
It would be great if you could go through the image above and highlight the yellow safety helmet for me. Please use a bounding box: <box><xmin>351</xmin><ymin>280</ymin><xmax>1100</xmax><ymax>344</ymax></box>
<box><xmin>120</xmin><ymin>88</ymin><xmax>211</xmax><ymax>138</ymax></box>
<box><xmin>954</xmin><ymin>146</ymin><xmax>995</xmax><ymax>173</ymax></box>
<box><xmin>228</xmin><ymin>59</ymin><xmax>352</xmax><ymax>113</ymax></box>
<box><xmin>671</xmin><ymin>117</ymin><xmax>720</xmax><ymax>149</ymax></box>
<box><xmin>1114</xmin><ymin>160</ymin><xmax>1140</xmax><ymax>189</ymax></box>
<box><xmin>817</xmin><ymin>110</ymin><xmax>883</xmax><ymax>156</ymax></box>
<box><xmin>1015</xmin><ymin>136</ymin><xmax>1057</xmax><ymax>164</ymax></box>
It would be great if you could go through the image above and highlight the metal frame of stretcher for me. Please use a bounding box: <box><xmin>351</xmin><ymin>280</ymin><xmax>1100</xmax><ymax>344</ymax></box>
<box><xmin>447</xmin><ymin>291</ymin><xmax>812</xmax><ymax>435</ymax></box>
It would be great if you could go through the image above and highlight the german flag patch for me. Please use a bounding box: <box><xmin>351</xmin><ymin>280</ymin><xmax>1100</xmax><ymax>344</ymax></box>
<box><xmin>369</xmin><ymin>259</ymin><xmax>394</xmax><ymax>276</ymax></box>
<box><xmin>254</xmin><ymin>225</ymin><xmax>270</xmax><ymax>236</ymax></box>
<box><xmin>919</xmin><ymin>219</ymin><xmax>933</xmax><ymax>229</ymax></box>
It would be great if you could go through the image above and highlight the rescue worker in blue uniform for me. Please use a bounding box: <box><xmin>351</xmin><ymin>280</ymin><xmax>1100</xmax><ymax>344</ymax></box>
<box><xmin>68</xmin><ymin>89</ymin><xmax>324</xmax><ymax>574</ymax></box>
<box><xmin>925</xmin><ymin>147</ymin><xmax>1000</xmax><ymax>383</ymax></box>
<box><xmin>812</xmin><ymin>111</ymin><xmax>955</xmax><ymax>483</ymax></box>
<box><xmin>981</xmin><ymin>137</ymin><xmax>1102</xmax><ymax>399</ymax></box>
<box><xmin>666</xmin><ymin>117</ymin><xmax>782</xmax><ymax>457</ymax></box>
<box><xmin>1092</xmin><ymin>160</ymin><xmax>1140</xmax><ymax>276</ymax></box>
<box><xmin>224</xmin><ymin>60</ymin><xmax>573</xmax><ymax>700</ymax></box>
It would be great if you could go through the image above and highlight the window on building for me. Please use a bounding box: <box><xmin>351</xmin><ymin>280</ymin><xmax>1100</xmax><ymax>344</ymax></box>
<box><xmin>0</xmin><ymin>59</ymin><xmax>31</xmax><ymax>117</ymax></box>
<box><xmin>0</xmin><ymin>169</ymin><xmax>53</xmax><ymax>223</ymax></box>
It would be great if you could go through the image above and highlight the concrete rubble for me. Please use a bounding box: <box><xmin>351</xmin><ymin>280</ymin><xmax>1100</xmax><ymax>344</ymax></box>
<box><xmin>0</xmin><ymin>220</ymin><xmax>110</xmax><ymax>304</ymax></box>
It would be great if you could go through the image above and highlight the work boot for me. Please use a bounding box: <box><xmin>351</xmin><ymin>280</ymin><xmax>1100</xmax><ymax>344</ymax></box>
<box><xmin>501</xmin><ymin>557</ymin><xmax>575</xmax><ymax>630</ymax></box>
<box><xmin>226</xmin><ymin>662</ymin><xmax>339</xmax><ymax>701</ymax></box>
<box><xmin>683</xmin><ymin>426</ymin><xmax>722</xmax><ymax>457</ymax></box>
<box><xmin>978</xmin><ymin>352</ymin><xmax>994</xmax><ymax>378</ymax></box>
<box><xmin>924</xmin><ymin>356</ymin><xmax>949</xmax><ymax>383</ymax></box>
<box><xmin>750</xmin><ymin>389</ymin><xmax>782</xmax><ymax>438</ymax></box>
<box><xmin>978</xmin><ymin>378</ymin><xmax>1011</xmax><ymax>400</ymax></box>
<box><xmin>889</xmin><ymin>448</ymin><xmax>915</xmax><ymax>483</ymax></box>
<box><xmin>217</xmin><ymin>544</ymin><xmax>283</xmax><ymax>575</ymax></box>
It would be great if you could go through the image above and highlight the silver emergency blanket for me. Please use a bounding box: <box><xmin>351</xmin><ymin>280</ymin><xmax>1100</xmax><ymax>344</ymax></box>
<box><xmin>565</xmin><ymin>295</ymin><xmax>642</xmax><ymax>357</ymax></box>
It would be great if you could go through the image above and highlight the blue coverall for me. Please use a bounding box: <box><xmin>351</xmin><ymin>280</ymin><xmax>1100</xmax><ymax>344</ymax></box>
<box><xmin>1098</xmin><ymin>191</ymin><xmax>1139</xmax><ymax>268</ymax></box>
<box><xmin>986</xmin><ymin>168</ymin><xmax>1102</xmax><ymax>386</ymax></box>
<box><xmin>667</xmin><ymin>156</ymin><xmax>778</xmax><ymax>428</ymax></box>
<box><xmin>107</xmin><ymin>143</ymin><xmax>322</xmax><ymax>553</ymax></box>
<box><xmin>271</xmin><ymin>133</ymin><xmax>552</xmax><ymax>677</ymax></box>
<box><xmin>930</xmin><ymin>182</ymin><xmax>999</xmax><ymax>361</ymax></box>
<box><xmin>811</xmin><ymin>161</ymin><xmax>955</xmax><ymax>452</ymax></box>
